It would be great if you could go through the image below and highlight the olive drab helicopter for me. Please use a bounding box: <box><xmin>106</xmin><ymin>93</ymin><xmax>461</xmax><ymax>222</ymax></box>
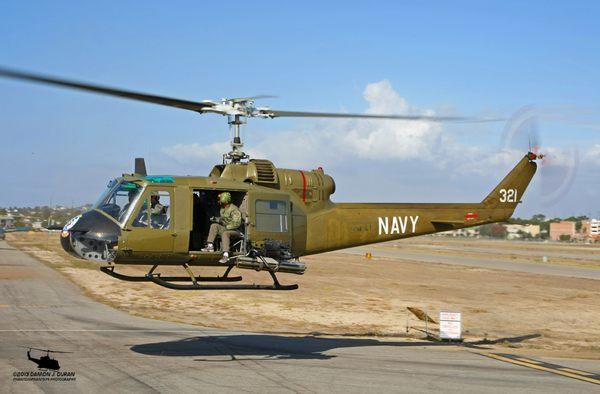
<box><xmin>0</xmin><ymin>67</ymin><xmax>541</xmax><ymax>290</ymax></box>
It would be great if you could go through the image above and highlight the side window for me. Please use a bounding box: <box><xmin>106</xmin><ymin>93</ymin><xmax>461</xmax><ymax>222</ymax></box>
<box><xmin>255</xmin><ymin>199</ymin><xmax>288</xmax><ymax>232</ymax></box>
<box><xmin>132</xmin><ymin>190</ymin><xmax>171</xmax><ymax>229</ymax></box>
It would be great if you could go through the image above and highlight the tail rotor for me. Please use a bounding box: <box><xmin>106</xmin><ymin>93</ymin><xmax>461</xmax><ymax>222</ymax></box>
<box><xmin>501</xmin><ymin>106</ymin><xmax>578</xmax><ymax>206</ymax></box>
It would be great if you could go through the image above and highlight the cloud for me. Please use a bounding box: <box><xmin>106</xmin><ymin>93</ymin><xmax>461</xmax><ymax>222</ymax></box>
<box><xmin>585</xmin><ymin>143</ymin><xmax>600</xmax><ymax>165</ymax></box>
<box><xmin>163</xmin><ymin>80</ymin><xmax>452</xmax><ymax>167</ymax></box>
<box><xmin>317</xmin><ymin>80</ymin><xmax>444</xmax><ymax>161</ymax></box>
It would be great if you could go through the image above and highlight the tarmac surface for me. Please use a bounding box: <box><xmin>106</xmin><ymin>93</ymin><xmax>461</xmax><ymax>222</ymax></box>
<box><xmin>0</xmin><ymin>240</ymin><xmax>598</xmax><ymax>393</ymax></box>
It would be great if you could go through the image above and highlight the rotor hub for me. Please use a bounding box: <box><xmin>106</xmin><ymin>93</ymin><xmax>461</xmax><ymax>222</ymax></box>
<box><xmin>199</xmin><ymin>98</ymin><xmax>273</xmax><ymax>163</ymax></box>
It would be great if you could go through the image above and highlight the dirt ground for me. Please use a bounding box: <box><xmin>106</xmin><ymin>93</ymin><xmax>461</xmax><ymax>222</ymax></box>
<box><xmin>5</xmin><ymin>232</ymin><xmax>600</xmax><ymax>359</ymax></box>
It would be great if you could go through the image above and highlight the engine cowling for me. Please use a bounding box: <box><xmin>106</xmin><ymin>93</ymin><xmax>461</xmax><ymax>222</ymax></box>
<box><xmin>209</xmin><ymin>159</ymin><xmax>336</xmax><ymax>204</ymax></box>
<box><xmin>277</xmin><ymin>167</ymin><xmax>335</xmax><ymax>204</ymax></box>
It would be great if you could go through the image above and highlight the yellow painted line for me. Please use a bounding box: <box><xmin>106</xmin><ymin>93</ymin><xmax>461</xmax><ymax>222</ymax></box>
<box><xmin>484</xmin><ymin>353</ymin><xmax>600</xmax><ymax>385</ymax></box>
<box><xmin>559</xmin><ymin>368</ymin><xmax>594</xmax><ymax>376</ymax></box>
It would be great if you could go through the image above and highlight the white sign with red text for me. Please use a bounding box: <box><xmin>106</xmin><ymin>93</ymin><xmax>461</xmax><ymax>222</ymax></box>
<box><xmin>439</xmin><ymin>311</ymin><xmax>462</xmax><ymax>340</ymax></box>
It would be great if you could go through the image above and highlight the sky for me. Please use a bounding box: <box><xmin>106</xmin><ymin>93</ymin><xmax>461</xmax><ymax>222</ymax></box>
<box><xmin>0</xmin><ymin>1</ymin><xmax>599</xmax><ymax>218</ymax></box>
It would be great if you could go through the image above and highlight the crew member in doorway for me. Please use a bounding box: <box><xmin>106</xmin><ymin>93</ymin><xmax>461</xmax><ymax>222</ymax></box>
<box><xmin>202</xmin><ymin>192</ymin><xmax>242</xmax><ymax>263</ymax></box>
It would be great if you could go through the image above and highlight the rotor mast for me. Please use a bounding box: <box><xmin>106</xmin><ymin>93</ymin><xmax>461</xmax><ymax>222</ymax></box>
<box><xmin>226</xmin><ymin>114</ymin><xmax>249</xmax><ymax>163</ymax></box>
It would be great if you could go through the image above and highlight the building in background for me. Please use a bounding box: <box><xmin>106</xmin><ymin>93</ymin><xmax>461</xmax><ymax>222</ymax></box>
<box><xmin>0</xmin><ymin>215</ymin><xmax>15</xmax><ymax>229</ymax></box>
<box><xmin>504</xmin><ymin>224</ymin><xmax>540</xmax><ymax>239</ymax></box>
<box><xmin>581</xmin><ymin>219</ymin><xmax>600</xmax><ymax>241</ymax></box>
<box><xmin>592</xmin><ymin>220</ymin><xmax>600</xmax><ymax>239</ymax></box>
<box><xmin>439</xmin><ymin>228</ymin><xmax>480</xmax><ymax>237</ymax></box>
<box><xmin>550</xmin><ymin>221</ymin><xmax>576</xmax><ymax>241</ymax></box>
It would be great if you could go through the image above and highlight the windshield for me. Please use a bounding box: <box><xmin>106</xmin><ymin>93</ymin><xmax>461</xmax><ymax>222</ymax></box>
<box><xmin>93</xmin><ymin>179</ymin><xmax>144</xmax><ymax>224</ymax></box>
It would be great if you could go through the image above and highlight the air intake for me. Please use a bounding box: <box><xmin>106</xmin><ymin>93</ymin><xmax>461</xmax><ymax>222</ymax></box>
<box><xmin>247</xmin><ymin>159</ymin><xmax>278</xmax><ymax>186</ymax></box>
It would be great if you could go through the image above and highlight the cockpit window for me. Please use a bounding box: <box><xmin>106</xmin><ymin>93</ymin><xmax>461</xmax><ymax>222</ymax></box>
<box><xmin>132</xmin><ymin>190</ymin><xmax>171</xmax><ymax>229</ymax></box>
<box><xmin>93</xmin><ymin>180</ymin><xmax>143</xmax><ymax>224</ymax></box>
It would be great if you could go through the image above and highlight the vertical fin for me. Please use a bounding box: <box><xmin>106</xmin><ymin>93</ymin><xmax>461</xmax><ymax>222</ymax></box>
<box><xmin>481</xmin><ymin>153</ymin><xmax>537</xmax><ymax>209</ymax></box>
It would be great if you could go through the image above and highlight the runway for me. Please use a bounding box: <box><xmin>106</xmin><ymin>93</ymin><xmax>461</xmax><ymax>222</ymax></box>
<box><xmin>0</xmin><ymin>240</ymin><xmax>597</xmax><ymax>393</ymax></box>
<box><xmin>346</xmin><ymin>246</ymin><xmax>600</xmax><ymax>280</ymax></box>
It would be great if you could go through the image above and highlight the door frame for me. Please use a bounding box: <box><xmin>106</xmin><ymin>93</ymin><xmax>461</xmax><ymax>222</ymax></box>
<box><xmin>121</xmin><ymin>185</ymin><xmax>176</xmax><ymax>254</ymax></box>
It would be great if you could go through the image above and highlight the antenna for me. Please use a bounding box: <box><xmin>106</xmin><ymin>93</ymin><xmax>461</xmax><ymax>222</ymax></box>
<box><xmin>134</xmin><ymin>158</ymin><xmax>147</xmax><ymax>176</ymax></box>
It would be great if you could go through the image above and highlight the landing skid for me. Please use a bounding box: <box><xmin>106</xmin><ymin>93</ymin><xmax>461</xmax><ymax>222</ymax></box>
<box><xmin>100</xmin><ymin>263</ymin><xmax>298</xmax><ymax>291</ymax></box>
<box><xmin>100</xmin><ymin>265</ymin><xmax>242</xmax><ymax>283</ymax></box>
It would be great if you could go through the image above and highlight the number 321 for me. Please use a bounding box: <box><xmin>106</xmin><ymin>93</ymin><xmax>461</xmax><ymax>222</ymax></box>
<box><xmin>499</xmin><ymin>188</ymin><xmax>518</xmax><ymax>203</ymax></box>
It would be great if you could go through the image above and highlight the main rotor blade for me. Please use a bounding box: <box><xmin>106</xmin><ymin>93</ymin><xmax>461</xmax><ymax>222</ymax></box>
<box><xmin>0</xmin><ymin>67</ymin><xmax>213</xmax><ymax>113</ymax></box>
<box><xmin>19</xmin><ymin>346</ymin><xmax>73</xmax><ymax>353</ymax></box>
<box><xmin>268</xmin><ymin>110</ymin><xmax>505</xmax><ymax>123</ymax></box>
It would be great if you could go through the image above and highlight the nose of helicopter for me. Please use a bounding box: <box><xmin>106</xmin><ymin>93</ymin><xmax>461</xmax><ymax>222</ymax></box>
<box><xmin>60</xmin><ymin>210</ymin><xmax>121</xmax><ymax>262</ymax></box>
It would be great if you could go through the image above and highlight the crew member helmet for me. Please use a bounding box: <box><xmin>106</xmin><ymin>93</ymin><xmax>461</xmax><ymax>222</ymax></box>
<box><xmin>219</xmin><ymin>192</ymin><xmax>232</xmax><ymax>205</ymax></box>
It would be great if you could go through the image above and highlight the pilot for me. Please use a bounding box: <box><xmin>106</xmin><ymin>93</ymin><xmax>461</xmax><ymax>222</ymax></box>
<box><xmin>202</xmin><ymin>192</ymin><xmax>241</xmax><ymax>263</ymax></box>
<box><xmin>150</xmin><ymin>192</ymin><xmax>167</xmax><ymax>228</ymax></box>
<box><xmin>118</xmin><ymin>189</ymin><xmax>138</xmax><ymax>222</ymax></box>
<box><xmin>150</xmin><ymin>192</ymin><xmax>165</xmax><ymax>214</ymax></box>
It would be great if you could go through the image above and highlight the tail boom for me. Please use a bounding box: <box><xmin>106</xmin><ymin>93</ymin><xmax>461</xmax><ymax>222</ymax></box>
<box><xmin>302</xmin><ymin>153</ymin><xmax>537</xmax><ymax>255</ymax></box>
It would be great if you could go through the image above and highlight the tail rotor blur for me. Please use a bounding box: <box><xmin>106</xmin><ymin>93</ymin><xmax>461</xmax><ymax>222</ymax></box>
<box><xmin>501</xmin><ymin>106</ymin><xmax>578</xmax><ymax>206</ymax></box>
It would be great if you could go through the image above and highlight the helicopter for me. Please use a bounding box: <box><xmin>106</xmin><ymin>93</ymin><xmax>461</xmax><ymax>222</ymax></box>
<box><xmin>0</xmin><ymin>67</ymin><xmax>541</xmax><ymax>291</ymax></box>
<box><xmin>21</xmin><ymin>347</ymin><xmax>72</xmax><ymax>370</ymax></box>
